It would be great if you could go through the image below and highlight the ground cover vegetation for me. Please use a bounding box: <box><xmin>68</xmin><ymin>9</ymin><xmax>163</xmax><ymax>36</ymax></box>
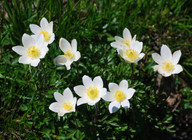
<box><xmin>1</xmin><ymin>0</ymin><xmax>192</xmax><ymax>139</ymax></box>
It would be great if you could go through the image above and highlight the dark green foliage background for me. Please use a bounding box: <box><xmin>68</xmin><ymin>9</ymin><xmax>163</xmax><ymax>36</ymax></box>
<box><xmin>1</xmin><ymin>0</ymin><xmax>192</xmax><ymax>139</ymax></box>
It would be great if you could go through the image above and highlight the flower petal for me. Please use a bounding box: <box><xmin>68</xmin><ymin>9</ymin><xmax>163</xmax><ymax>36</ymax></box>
<box><xmin>29</xmin><ymin>24</ymin><xmax>41</xmax><ymax>34</ymax></box>
<box><xmin>152</xmin><ymin>53</ymin><xmax>163</xmax><ymax>64</ymax></box>
<box><xmin>22</xmin><ymin>34</ymin><xmax>34</xmax><ymax>47</ymax></box>
<box><xmin>93</xmin><ymin>76</ymin><xmax>103</xmax><ymax>88</ymax></box>
<box><xmin>109</xmin><ymin>101</ymin><xmax>120</xmax><ymax>114</ymax></box>
<box><xmin>49</xmin><ymin>102</ymin><xmax>61</xmax><ymax>112</ymax></box>
<box><xmin>74</xmin><ymin>51</ymin><xmax>81</xmax><ymax>61</ymax></box>
<box><xmin>71</xmin><ymin>39</ymin><xmax>77</xmax><ymax>52</ymax></box>
<box><xmin>172</xmin><ymin>65</ymin><xmax>183</xmax><ymax>74</ymax></box>
<box><xmin>54</xmin><ymin>92</ymin><xmax>64</xmax><ymax>103</ymax></box>
<box><xmin>110</xmin><ymin>42</ymin><xmax>122</xmax><ymax>49</ymax></box>
<box><xmin>115</xmin><ymin>36</ymin><xmax>124</xmax><ymax>43</ymax></box>
<box><xmin>126</xmin><ymin>88</ymin><xmax>135</xmax><ymax>99</ymax></box>
<box><xmin>172</xmin><ymin>50</ymin><xmax>181</xmax><ymax>65</ymax></box>
<box><xmin>121</xmin><ymin>100</ymin><xmax>130</xmax><ymax>109</ymax></box>
<box><xmin>19</xmin><ymin>55</ymin><xmax>31</xmax><ymax>64</ymax></box>
<box><xmin>12</xmin><ymin>46</ymin><xmax>26</xmax><ymax>55</ymax></box>
<box><xmin>119</xmin><ymin>80</ymin><xmax>128</xmax><ymax>90</ymax></box>
<box><xmin>31</xmin><ymin>59</ymin><xmax>40</xmax><ymax>67</ymax></box>
<box><xmin>77</xmin><ymin>98</ymin><xmax>87</xmax><ymax>106</ymax></box>
<box><xmin>161</xmin><ymin>44</ymin><xmax>172</xmax><ymax>60</ymax></box>
<box><xmin>63</xmin><ymin>88</ymin><xmax>73</xmax><ymax>101</ymax></box>
<box><xmin>102</xmin><ymin>92</ymin><xmax>115</xmax><ymax>102</ymax></box>
<box><xmin>48</xmin><ymin>33</ymin><xmax>55</xmax><ymax>44</ymax></box>
<box><xmin>59</xmin><ymin>38</ymin><xmax>71</xmax><ymax>53</ymax></box>
<box><xmin>40</xmin><ymin>17</ymin><xmax>49</xmax><ymax>30</ymax></box>
<box><xmin>54</xmin><ymin>55</ymin><xmax>67</xmax><ymax>66</ymax></box>
<box><xmin>109</xmin><ymin>83</ymin><xmax>119</xmax><ymax>93</ymax></box>
<box><xmin>123</xmin><ymin>28</ymin><xmax>132</xmax><ymax>40</ymax></box>
<box><xmin>74</xmin><ymin>85</ymin><xmax>86</xmax><ymax>97</ymax></box>
<box><xmin>82</xmin><ymin>75</ymin><xmax>93</xmax><ymax>87</ymax></box>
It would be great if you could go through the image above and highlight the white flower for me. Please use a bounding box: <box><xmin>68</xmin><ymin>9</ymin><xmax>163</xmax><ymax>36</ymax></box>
<box><xmin>54</xmin><ymin>38</ymin><xmax>81</xmax><ymax>70</ymax></box>
<box><xmin>102</xmin><ymin>80</ymin><xmax>135</xmax><ymax>114</ymax></box>
<box><xmin>29</xmin><ymin>17</ymin><xmax>55</xmax><ymax>45</ymax></box>
<box><xmin>74</xmin><ymin>75</ymin><xmax>107</xmax><ymax>106</ymax></box>
<box><xmin>152</xmin><ymin>44</ymin><xmax>183</xmax><ymax>77</ymax></box>
<box><xmin>12</xmin><ymin>34</ymin><xmax>49</xmax><ymax>67</ymax></box>
<box><xmin>110</xmin><ymin>28</ymin><xmax>136</xmax><ymax>51</ymax></box>
<box><xmin>49</xmin><ymin>88</ymin><xmax>77</xmax><ymax>116</ymax></box>
<box><xmin>119</xmin><ymin>40</ymin><xmax>145</xmax><ymax>63</ymax></box>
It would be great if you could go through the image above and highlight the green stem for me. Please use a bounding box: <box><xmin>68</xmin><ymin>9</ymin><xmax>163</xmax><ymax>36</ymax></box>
<box><xmin>40</xmin><ymin>61</ymin><xmax>47</xmax><ymax>94</ymax></box>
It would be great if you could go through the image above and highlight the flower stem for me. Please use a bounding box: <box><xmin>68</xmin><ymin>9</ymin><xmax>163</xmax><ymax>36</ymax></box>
<box><xmin>131</xmin><ymin>63</ymin><xmax>134</xmax><ymax>84</ymax></box>
<box><xmin>40</xmin><ymin>61</ymin><xmax>47</xmax><ymax>94</ymax></box>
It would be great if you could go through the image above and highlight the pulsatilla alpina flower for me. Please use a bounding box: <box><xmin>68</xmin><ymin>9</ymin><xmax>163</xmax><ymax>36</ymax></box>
<box><xmin>110</xmin><ymin>28</ymin><xmax>136</xmax><ymax>51</ymax></box>
<box><xmin>152</xmin><ymin>44</ymin><xmax>183</xmax><ymax>77</ymax></box>
<box><xmin>74</xmin><ymin>75</ymin><xmax>107</xmax><ymax>106</ymax></box>
<box><xmin>49</xmin><ymin>88</ymin><xmax>77</xmax><ymax>116</ymax></box>
<box><xmin>119</xmin><ymin>40</ymin><xmax>145</xmax><ymax>63</ymax></box>
<box><xmin>102</xmin><ymin>80</ymin><xmax>135</xmax><ymax>114</ymax></box>
<box><xmin>54</xmin><ymin>38</ymin><xmax>81</xmax><ymax>70</ymax></box>
<box><xmin>30</xmin><ymin>17</ymin><xmax>55</xmax><ymax>45</ymax></box>
<box><xmin>12</xmin><ymin>34</ymin><xmax>48</xmax><ymax>67</ymax></box>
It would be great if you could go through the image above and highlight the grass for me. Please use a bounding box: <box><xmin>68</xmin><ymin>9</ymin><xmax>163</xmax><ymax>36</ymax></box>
<box><xmin>1</xmin><ymin>0</ymin><xmax>192</xmax><ymax>139</ymax></box>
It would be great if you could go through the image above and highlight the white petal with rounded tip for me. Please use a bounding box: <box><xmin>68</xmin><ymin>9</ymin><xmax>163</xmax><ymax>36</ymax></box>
<box><xmin>126</xmin><ymin>88</ymin><xmax>135</xmax><ymax>99</ymax></box>
<box><xmin>134</xmin><ymin>41</ymin><xmax>143</xmax><ymax>54</ymax></box>
<box><xmin>172</xmin><ymin>65</ymin><xmax>183</xmax><ymax>74</ymax></box>
<box><xmin>109</xmin><ymin>101</ymin><xmax>120</xmax><ymax>113</ymax></box>
<box><xmin>74</xmin><ymin>51</ymin><xmax>81</xmax><ymax>61</ymax></box>
<box><xmin>36</xmin><ymin>34</ymin><xmax>45</xmax><ymax>49</ymax></box>
<box><xmin>119</xmin><ymin>80</ymin><xmax>128</xmax><ymax>90</ymax></box>
<box><xmin>121</xmin><ymin>100</ymin><xmax>130</xmax><ymax>109</ymax></box>
<box><xmin>99</xmin><ymin>88</ymin><xmax>107</xmax><ymax>97</ymax></box>
<box><xmin>110</xmin><ymin>42</ymin><xmax>122</xmax><ymax>49</ymax></box>
<box><xmin>19</xmin><ymin>56</ymin><xmax>31</xmax><ymax>64</ymax></box>
<box><xmin>63</xmin><ymin>88</ymin><xmax>73</xmax><ymax>101</ymax></box>
<box><xmin>77</xmin><ymin>98</ymin><xmax>88</xmax><ymax>106</ymax></box>
<box><xmin>49</xmin><ymin>102</ymin><xmax>61</xmax><ymax>112</ymax></box>
<box><xmin>48</xmin><ymin>33</ymin><xmax>55</xmax><ymax>44</ymax></box>
<box><xmin>22</xmin><ymin>35</ymin><xmax>34</xmax><ymax>48</ymax></box>
<box><xmin>109</xmin><ymin>83</ymin><xmax>119</xmax><ymax>93</ymax></box>
<box><xmin>54</xmin><ymin>92</ymin><xmax>64</xmax><ymax>103</ymax></box>
<box><xmin>30</xmin><ymin>24</ymin><xmax>41</xmax><ymax>34</ymax></box>
<box><xmin>12</xmin><ymin>46</ymin><xmax>26</xmax><ymax>55</ymax></box>
<box><xmin>31</xmin><ymin>59</ymin><xmax>40</xmax><ymax>67</ymax></box>
<box><xmin>22</xmin><ymin>34</ymin><xmax>30</xmax><ymax>45</ymax></box>
<box><xmin>40</xmin><ymin>17</ymin><xmax>49</xmax><ymax>30</ymax></box>
<box><xmin>54</xmin><ymin>55</ymin><xmax>67</xmax><ymax>65</ymax></box>
<box><xmin>71</xmin><ymin>39</ymin><xmax>77</xmax><ymax>52</ymax></box>
<box><xmin>115</xmin><ymin>36</ymin><xmax>124</xmax><ymax>43</ymax></box>
<box><xmin>74</xmin><ymin>85</ymin><xmax>86</xmax><ymax>97</ymax></box>
<box><xmin>39</xmin><ymin>46</ymin><xmax>49</xmax><ymax>59</ymax></box>
<box><xmin>172</xmin><ymin>50</ymin><xmax>181</xmax><ymax>65</ymax></box>
<box><xmin>48</xmin><ymin>21</ymin><xmax>53</xmax><ymax>33</ymax></box>
<box><xmin>102</xmin><ymin>92</ymin><xmax>115</xmax><ymax>102</ymax></box>
<box><xmin>58</xmin><ymin>109</ymin><xmax>65</xmax><ymax>116</ymax></box>
<box><xmin>59</xmin><ymin>38</ymin><xmax>71</xmax><ymax>53</ymax></box>
<box><xmin>132</xmin><ymin>53</ymin><xmax>145</xmax><ymax>63</ymax></box>
<box><xmin>152</xmin><ymin>53</ymin><xmax>163</xmax><ymax>64</ymax></box>
<box><xmin>123</xmin><ymin>28</ymin><xmax>132</xmax><ymax>40</ymax></box>
<box><xmin>161</xmin><ymin>45</ymin><xmax>172</xmax><ymax>60</ymax></box>
<box><xmin>93</xmin><ymin>76</ymin><xmax>103</xmax><ymax>88</ymax></box>
<box><xmin>82</xmin><ymin>75</ymin><xmax>93</xmax><ymax>87</ymax></box>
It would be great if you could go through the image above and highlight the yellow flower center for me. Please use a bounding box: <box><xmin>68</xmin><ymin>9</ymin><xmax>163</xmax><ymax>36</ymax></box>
<box><xmin>161</xmin><ymin>60</ymin><xmax>173</xmax><ymax>72</ymax></box>
<box><xmin>86</xmin><ymin>87</ymin><xmax>99</xmax><ymax>100</ymax></box>
<box><xmin>125</xmin><ymin>49</ymin><xmax>139</xmax><ymax>61</ymax></box>
<box><xmin>39</xmin><ymin>30</ymin><xmax>50</xmax><ymax>41</ymax></box>
<box><xmin>63</xmin><ymin>102</ymin><xmax>72</xmax><ymax>111</ymax></box>
<box><xmin>114</xmin><ymin>90</ymin><xmax>126</xmax><ymax>102</ymax></box>
<box><xmin>27</xmin><ymin>46</ymin><xmax>40</xmax><ymax>58</ymax></box>
<box><xmin>123</xmin><ymin>40</ymin><xmax>131</xmax><ymax>47</ymax></box>
<box><xmin>64</xmin><ymin>50</ymin><xmax>74</xmax><ymax>59</ymax></box>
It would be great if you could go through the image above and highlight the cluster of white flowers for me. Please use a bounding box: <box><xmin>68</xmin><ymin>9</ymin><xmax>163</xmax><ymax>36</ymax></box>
<box><xmin>12</xmin><ymin>17</ymin><xmax>80</xmax><ymax>70</ymax></box>
<box><xmin>12</xmin><ymin>17</ymin><xmax>183</xmax><ymax>116</ymax></box>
